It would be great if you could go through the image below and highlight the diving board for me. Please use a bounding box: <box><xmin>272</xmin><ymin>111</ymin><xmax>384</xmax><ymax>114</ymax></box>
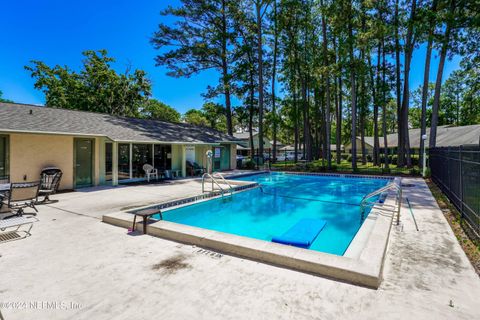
<box><xmin>272</xmin><ymin>219</ymin><xmax>326</xmax><ymax>248</ymax></box>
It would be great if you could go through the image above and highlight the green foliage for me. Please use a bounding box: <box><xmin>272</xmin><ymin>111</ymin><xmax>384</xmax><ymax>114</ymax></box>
<box><xmin>0</xmin><ymin>90</ymin><xmax>13</xmax><ymax>103</ymax></box>
<box><xmin>183</xmin><ymin>109</ymin><xmax>209</xmax><ymax>127</ymax></box>
<box><xmin>25</xmin><ymin>50</ymin><xmax>151</xmax><ymax>117</ymax></box>
<box><xmin>201</xmin><ymin>102</ymin><xmax>227</xmax><ymax>132</ymax></box>
<box><xmin>141</xmin><ymin>99</ymin><xmax>181</xmax><ymax>123</ymax></box>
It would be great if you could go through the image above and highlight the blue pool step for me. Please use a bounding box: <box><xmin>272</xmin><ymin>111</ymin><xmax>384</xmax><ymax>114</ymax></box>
<box><xmin>272</xmin><ymin>219</ymin><xmax>327</xmax><ymax>248</ymax></box>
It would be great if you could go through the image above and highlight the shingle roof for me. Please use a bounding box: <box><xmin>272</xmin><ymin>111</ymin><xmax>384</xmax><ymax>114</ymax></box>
<box><xmin>360</xmin><ymin>125</ymin><xmax>480</xmax><ymax>148</ymax></box>
<box><xmin>0</xmin><ymin>102</ymin><xmax>237</xmax><ymax>144</ymax></box>
<box><xmin>233</xmin><ymin>131</ymin><xmax>257</xmax><ymax>140</ymax></box>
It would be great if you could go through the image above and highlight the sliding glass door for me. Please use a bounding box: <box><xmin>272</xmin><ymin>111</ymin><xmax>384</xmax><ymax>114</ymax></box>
<box><xmin>132</xmin><ymin>144</ymin><xmax>153</xmax><ymax>178</ymax></box>
<box><xmin>154</xmin><ymin>145</ymin><xmax>172</xmax><ymax>172</ymax></box>
<box><xmin>118</xmin><ymin>144</ymin><xmax>130</xmax><ymax>180</ymax></box>
<box><xmin>105</xmin><ymin>143</ymin><xmax>113</xmax><ymax>181</ymax></box>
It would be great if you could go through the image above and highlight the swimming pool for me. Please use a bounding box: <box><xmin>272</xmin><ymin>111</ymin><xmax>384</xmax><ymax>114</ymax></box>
<box><xmin>157</xmin><ymin>172</ymin><xmax>390</xmax><ymax>256</ymax></box>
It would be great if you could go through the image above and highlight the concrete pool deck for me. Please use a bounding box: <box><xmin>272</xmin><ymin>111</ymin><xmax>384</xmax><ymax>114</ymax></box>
<box><xmin>1</xmin><ymin>177</ymin><xmax>480</xmax><ymax>319</ymax></box>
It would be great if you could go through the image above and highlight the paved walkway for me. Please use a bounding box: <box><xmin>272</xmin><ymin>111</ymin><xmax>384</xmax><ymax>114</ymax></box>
<box><xmin>1</xmin><ymin>177</ymin><xmax>479</xmax><ymax>319</ymax></box>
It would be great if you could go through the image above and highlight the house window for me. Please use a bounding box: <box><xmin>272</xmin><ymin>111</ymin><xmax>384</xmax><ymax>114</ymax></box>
<box><xmin>0</xmin><ymin>135</ymin><xmax>8</xmax><ymax>183</ymax></box>
<box><xmin>118</xmin><ymin>144</ymin><xmax>130</xmax><ymax>180</ymax></box>
<box><xmin>131</xmin><ymin>144</ymin><xmax>153</xmax><ymax>178</ymax></box>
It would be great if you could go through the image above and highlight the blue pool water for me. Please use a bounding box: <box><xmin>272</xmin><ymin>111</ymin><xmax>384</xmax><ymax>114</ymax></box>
<box><xmin>159</xmin><ymin>173</ymin><xmax>390</xmax><ymax>255</ymax></box>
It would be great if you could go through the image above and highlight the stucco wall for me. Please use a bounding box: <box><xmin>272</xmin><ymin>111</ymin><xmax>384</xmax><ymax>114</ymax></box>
<box><xmin>230</xmin><ymin>144</ymin><xmax>237</xmax><ymax>169</ymax></box>
<box><xmin>195</xmin><ymin>145</ymin><xmax>210</xmax><ymax>169</ymax></box>
<box><xmin>10</xmin><ymin>133</ymin><xmax>74</xmax><ymax>190</ymax></box>
<box><xmin>171</xmin><ymin>144</ymin><xmax>183</xmax><ymax>172</ymax></box>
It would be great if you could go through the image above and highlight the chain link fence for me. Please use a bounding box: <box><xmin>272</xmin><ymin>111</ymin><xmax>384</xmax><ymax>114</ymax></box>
<box><xmin>429</xmin><ymin>145</ymin><xmax>480</xmax><ymax>240</ymax></box>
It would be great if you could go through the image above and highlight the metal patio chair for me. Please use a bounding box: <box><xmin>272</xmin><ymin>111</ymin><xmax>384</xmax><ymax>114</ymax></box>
<box><xmin>38</xmin><ymin>167</ymin><xmax>63</xmax><ymax>203</ymax></box>
<box><xmin>0</xmin><ymin>181</ymin><xmax>40</xmax><ymax>216</ymax></box>
<box><xmin>0</xmin><ymin>215</ymin><xmax>38</xmax><ymax>244</ymax></box>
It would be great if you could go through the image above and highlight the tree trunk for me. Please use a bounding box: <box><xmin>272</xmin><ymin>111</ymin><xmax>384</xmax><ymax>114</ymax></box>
<box><xmin>420</xmin><ymin>0</ymin><xmax>437</xmax><ymax>168</ymax></box>
<box><xmin>302</xmin><ymin>75</ymin><xmax>309</xmax><ymax>161</ymax></box>
<box><xmin>256</xmin><ymin>2</ymin><xmax>265</xmax><ymax>160</ymax></box>
<box><xmin>359</xmin><ymin>47</ymin><xmax>366</xmax><ymax>165</ymax></box>
<box><xmin>271</xmin><ymin>0</ymin><xmax>278</xmax><ymax>163</ymax></box>
<box><xmin>293</xmin><ymin>68</ymin><xmax>299</xmax><ymax>163</ymax></box>
<box><xmin>399</xmin><ymin>0</ymin><xmax>417</xmax><ymax>168</ymax></box>
<box><xmin>248</xmin><ymin>67</ymin><xmax>255</xmax><ymax>158</ymax></box>
<box><xmin>369</xmin><ymin>50</ymin><xmax>380</xmax><ymax>166</ymax></box>
<box><xmin>394</xmin><ymin>0</ymin><xmax>403</xmax><ymax>167</ymax></box>
<box><xmin>335</xmin><ymin>37</ymin><xmax>343</xmax><ymax>164</ymax></box>
<box><xmin>382</xmin><ymin>37</ymin><xmax>389</xmax><ymax>169</ymax></box>
<box><xmin>347</xmin><ymin>2</ymin><xmax>357</xmax><ymax>170</ymax></box>
<box><xmin>221</xmin><ymin>0</ymin><xmax>233</xmax><ymax>136</ymax></box>
<box><xmin>430</xmin><ymin>0</ymin><xmax>455</xmax><ymax>148</ymax></box>
<box><xmin>321</xmin><ymin>2</ymin><xmax>331</xmax><ymax>168</ymax></box>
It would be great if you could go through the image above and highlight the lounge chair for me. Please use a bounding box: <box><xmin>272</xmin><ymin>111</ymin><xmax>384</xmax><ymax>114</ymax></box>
<box><xmin>0</xmin><ymin>215</ymin><xmax>38</xmax><ymax>243</ymax></box>
<box><xmin>38</xmin><ymin>167</ymin><xmax>63</xmax><ymax>203</ymax></box>
<box><xmin>143</xmin><ymin>164</ymin><xmax>158</xmax><ymax>182</ymax></box>
<box><xmin>186</xmin><ymin>161</ymin><xmax>206</xmax><ymax>176</ymax></box>
<box><xmin>0</xmin><ymin>181</ymin><xmax>40</xmax><ymax>216</ymax></box>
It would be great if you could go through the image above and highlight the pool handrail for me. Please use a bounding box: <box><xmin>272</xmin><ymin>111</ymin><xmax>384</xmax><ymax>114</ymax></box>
<box><xmin>211</xmin><ymin>172</ymin><xmax>234</xmax><ymax>192</ymax></box>
<box><xmin>359</xmin><ymin>179</ymin><xmax>402</xmax><ymax>224</ymax></box>
<box><xmin>201</xmin><ymin>173</ymin><xmax>233</xmax><ymax>196</ymax></box>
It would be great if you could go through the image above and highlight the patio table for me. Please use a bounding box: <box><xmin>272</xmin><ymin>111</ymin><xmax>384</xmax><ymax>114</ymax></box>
<box><xmin>131</xmin><ymin>208</ymin><xmax>161</xmax><ymax>234</ymax></box>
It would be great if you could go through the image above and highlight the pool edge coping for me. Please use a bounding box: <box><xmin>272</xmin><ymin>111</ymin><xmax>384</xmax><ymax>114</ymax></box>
<box><xmin>102</xmin><ymin>173</ymin><xmax>399</xmax><ymax>289</ymax></box>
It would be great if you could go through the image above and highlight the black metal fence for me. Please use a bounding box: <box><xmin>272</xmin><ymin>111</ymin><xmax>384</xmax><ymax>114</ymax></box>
<box><xmin>429</xmin><ymin>145</ymin><xmax>480</xmax><ymax>239</ymax></box>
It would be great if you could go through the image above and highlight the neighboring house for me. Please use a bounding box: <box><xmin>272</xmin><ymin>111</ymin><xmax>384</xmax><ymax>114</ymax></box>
<box><xmin>0</xmin><ymin>102</ymin><xmax>237</xmax><ymax>190</ymax></box>
<box><xmin>234</xmin><ymin>130</ymin><xmax>272</xmax><ymax>156</ymax></box>
<box><xmin>276</xmin><ymin>144</ymin><xmax>344</xmax><ymax>159</ymax></box>
<box><xmin>345</xmin><ymin>125</ymin><xmax>480</xmax><ymax>155</ymax></box>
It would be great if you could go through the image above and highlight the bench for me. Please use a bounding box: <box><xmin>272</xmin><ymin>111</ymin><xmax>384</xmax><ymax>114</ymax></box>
<box><xmin>131</xmin><ymin>208</ymin><xmax>161</xmax><ymax>234</ymax></box>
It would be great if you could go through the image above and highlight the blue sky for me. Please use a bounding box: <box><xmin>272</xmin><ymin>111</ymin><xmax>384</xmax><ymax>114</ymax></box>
<box><xmin>0</xmin><ymin>0</ymin><xmax>461</xmax><ymax>114</ymax></box>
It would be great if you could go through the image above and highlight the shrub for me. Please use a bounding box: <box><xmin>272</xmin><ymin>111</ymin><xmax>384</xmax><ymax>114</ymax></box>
<box><xmin>244</xmin><ymin>160</ymin><xmax>256</xmax><ymax>170</ymax></box>
<box><xmin>391</xmin><ymin>155</ymin><xmax>398</xmax><ymax>165</ymax></box>
<box><xmin>347</xmin><ymin>155</ymin><xmax>352</xmax><ymax>162</ymax></box>
<box><xmin>411</xmin><ymin>156</ymin><xmax>419</xmax><ymax>166</ymax></box>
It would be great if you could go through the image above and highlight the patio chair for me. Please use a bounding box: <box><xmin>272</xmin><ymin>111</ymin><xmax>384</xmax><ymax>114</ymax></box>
<box><xmin>0</xmin><ymin>215</ymin><xmax>38</xmax><ymax>243</ymax></box>
<box><xmin>186</xmin><ymin>161</ymin><xmax>205</xmax><ymax>176</ymax></box>
<box><xmin>0</xmin><ymin>181</ymin><xmax>40</xmax><ymax>216</ymax></box>
<box><xmin>38</xmin><ymin>167</ymin><xmax>63</xmax><ymax>203</ymax></box>
<box><xmin>143</xmin><ymin>164</ymin><xmax>158</xmax><ymax>182</ymax></box>
<box><xmin>193</xmin><ymin>162</ymin><xmax>206</xmax><ymax>174</ymax></box>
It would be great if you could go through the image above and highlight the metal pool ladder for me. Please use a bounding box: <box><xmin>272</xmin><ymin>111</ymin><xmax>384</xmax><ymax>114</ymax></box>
<box><xmin>201</xmin><ymin>173</ymin><xmax>234</xmax><ymax>197</ymax></box>
<box><xmin>359</xmin><ymin>179</ymin><xmax>402</xmax><ymax>224</ymax></box>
